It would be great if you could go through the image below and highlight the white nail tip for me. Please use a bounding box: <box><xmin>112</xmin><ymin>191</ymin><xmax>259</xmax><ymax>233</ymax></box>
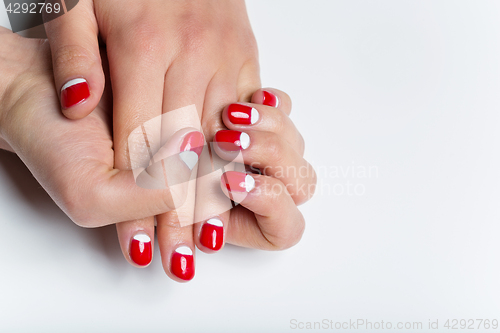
<box><xmin>175</xmin><ymin>246</ymin><xmax>193</xmax><ymax>256</ymax></box>
<box><xmin>133</xmin><ymin>234</ymin><xmax>151</xmax><ymax>243</ymax></box>
<box><xmin>206</xmin><ymin>218</ymin><xmax>223</xmax><ymax>227</ymax></box>
<box><xmin>61</xmin><ymin>78</ymin><xmax>87</xmax><ymax>92</ymax></box>
<box><xmin>245</xmin><ymin>174</ymin><xmax>255</xmax><ymax>192</ymax></box>
<box><xmin>250</xmin><ymin>108</ymin><xmax>259</xmax><ymax>124</ymax></box>
<box><xmin>239</xmin><ymin>132</ymin><xmax>250</xmax><ymax>149</ymax></box>
<box><xmin>179</xmin><ymin>150</ymin><xmax>199</xmax><ymax>170</ymax></box>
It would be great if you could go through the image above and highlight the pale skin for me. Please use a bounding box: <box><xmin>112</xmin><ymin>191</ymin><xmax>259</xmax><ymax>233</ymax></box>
<box><xmin>44</xmin><ymin>0</ymin><xmax>265</xmax><ymax>280</ymax></box>
<box><xmin>0</xmin><ymin>0</ymin><xmax>316</xmax><ymax>281</ymax></box>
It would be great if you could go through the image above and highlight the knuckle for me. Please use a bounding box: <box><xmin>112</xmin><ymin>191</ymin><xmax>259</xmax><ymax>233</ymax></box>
<box><xmin>271</xmin><ymin>111</ymin><xmax>289</xmax><ymax>136</ymax></box>
<box><xmin>262</xmin><ymin>134</ymin><xmax>285</xmax><ymax>166</ymax></box>
<box><xmin>176</xmin><ymin>17</ymin><xmax>214</xmax><ymax>57</ymax></box>
<box><xmin>297</xmin><ymin>169</ymin><xmax>317</xmax><ymax>206</ymax></box>
<box><xmin>53</xmin><ymin>44</ymin><xmax>98</xmax><ymax>75</ymax></box>
<box><xmin>181</xmin><ymin>29</ymin><xmax>211</xmax><ymax>57</ymax></box>
<box><xmin>270</xmin><ymin>214</ymin><xmax>306</xmax><ymax>250</ymax></box>
<box><xmin>296</xmin><ymin>132</ymin><xmax>306</xmax><ymax>156</ymax></box>
<box><xmin>281</xmin><ymin>91</ymin><xmax>292</xmax><ymax>111</ymax></box>
<box><xmin>126</xmin><ymin>20</ymin><xmax>165</xmax><ymax>58</ymax></box>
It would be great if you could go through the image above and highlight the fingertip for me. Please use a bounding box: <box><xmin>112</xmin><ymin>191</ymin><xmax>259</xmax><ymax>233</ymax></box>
<box><xmin>251</xmin><ymin>88</ymin><xmax>292</xmax><ymax>115</ymax></box>
<box><xmin>44</xmin><ymin>0</ymin><xmax>104</xmax><ymax>119</ymax></box>
<box><xmin>129</xmin><ymin>232</ymin><xmax>153</xmax><ymax>267</ymax></box>
<box><xmin>59</xmin><ymin>70</ymin><xmax>104</xmax><ymax>119</ymax></box>
<box><xmin>116</xmin><ymin>218</ymin><xmax>155</xmax><ymax>269</ymax></box>
<box><xmin>168</xmin><ymin>245</ymin><xmax>195</xmax><ymax>282</ymax></box>
<box><xmin>198</xmin><ymin>217</ymin><xmax>225</xmax><ymax>253</ymax></box>
<box><xmin>220</xmin><ymin>171</ymin><xmax>255</xmax><ymax>204</ymax></box>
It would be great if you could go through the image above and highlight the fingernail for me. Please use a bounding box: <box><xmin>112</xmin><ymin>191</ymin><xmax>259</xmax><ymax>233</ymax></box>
<box><xmin>262</xmin><ymin>90</ymin><xmax>279</xmax><ymax>108</ymax></box>
<box><xmin>214</xmin><ymin>130</ymin><xmax>250</xmax><ymax>151</ymax></box>
<box><xmin>61</xmin><ymin>78</ymin><xmax>90</xmax><ymax>108</ymax></box>
<box><xmin>129</xmin><ymin>233</ymin><xmax>152</xmax><ymax>267</ymax></box>
<box><xmin>227</xmin><ymin>104</ymin><xmax>259</xmax><ymax>125</ymax></box>
<box><xmin>171</xmin><ymin>246</ymin><xmax>195</xmax><ymax>281</ymax></box>
<box><xmin>179</xmin><ymin>131</ymin><xmax>204</xmax><ymax>170</ymax></box>
<box><xmin>200</xmin><ymin>218</ymin><xmax>224</xmax><ymax>251</ymax></box>
<box><xmin>221</xmin><ymin>171</ymin><xmax>255</xmax><ymax>193</ymax></box>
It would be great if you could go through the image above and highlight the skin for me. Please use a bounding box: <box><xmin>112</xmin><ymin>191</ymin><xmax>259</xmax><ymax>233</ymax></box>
<box><xmin>0</xmin><ymin>3</ymin><xmax>316</xmax><ymax>279</ymax></box>
<box><xmin>44</xmin><ymin>0</ymin><xmax>263</xmax><ymax>280</ymax></box>
<box><xmin>0</xmin><ymin>29</ymin><xmax>183</xmax><ymax>226</ymax></box>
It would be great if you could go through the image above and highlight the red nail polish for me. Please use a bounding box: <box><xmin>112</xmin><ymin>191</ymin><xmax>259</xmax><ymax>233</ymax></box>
<box><xmin>200</xmin><ymin>218</ymin><xmax>224</xmax><ymax>251</ymax></box>
<box><xmin>262</xmin><ymin>90</ymin><xmax>279</xmax><ymax>107</ymax></box>
<box><xmin>227</xmin><ymin>104</ymin><xmax>260</xmax><ymax>125</ymax></box>
<box><xmin>221</xmin><ymin>171</ymin><xmax>255</xmax><ymax>193</ymax></box>
<box><xmin>129</xmin><ymin>233</ymin><xmax>152</xmax><ymax>266</ymax></box>
<box><xmin>214</xmin><ymin>130</ymin><xmax>250</xmax><ymax>151</ymax></box>
<box><xmin>171</xmin><ymin>246</ymin><xmax>194</xmax><ymax>281</ymax></box>
<box><xmin>180</xmin><ymin>131</ymin><xmax>204</xmax><ymax>157</ymax></box>
<box><xmin>61</xmin><ymin>78</ymin><xmax>90</xmax><ymax>108</ymax></box>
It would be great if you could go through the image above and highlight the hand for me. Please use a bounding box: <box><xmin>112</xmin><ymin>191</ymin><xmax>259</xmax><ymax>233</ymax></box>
<box><xmin>44</xmin><ymin>0</ymin><xmax>260</xmax><ymax>280</ymax></box>
<box><xmin>0</xmin><ymin>28</ymin><xmax>195</xmax><ymax>261</ymax></box>
<box><xmin>195</xmin><ymin>89</ymin><xmax>316</xmax><ymax>252</ymax></box>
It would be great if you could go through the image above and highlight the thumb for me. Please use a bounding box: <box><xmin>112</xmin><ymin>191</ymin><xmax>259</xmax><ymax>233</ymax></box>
<box><xmin>44</xmin><ymin>0</ymin><xmax>104</xmax><ymax>119</ymax></box>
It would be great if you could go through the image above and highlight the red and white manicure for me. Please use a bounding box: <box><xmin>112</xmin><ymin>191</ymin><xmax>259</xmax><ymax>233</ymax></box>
<box><xmin>171</xmin><ymin>246</ymin><xmax>195</xmax><ymax>281</ymax></box>
<box><xmin>262</xmin><ymin>90</ymin><xmax>279</xmax><ymax>108</ymax></box>
<box><xmin>227</xmin><ymin>104</ymin><xmax>259</xmax><ymax>125</ymax></box>
<box><xmin>222</xmin><ymin>171</ymin><xmax>255</xmax><ymax>193</ymax></box>
<box><xmin>200</xmin><ymin>218</ymin><xmax>224</xmax><ymax>251</ymax></box>
<box><xmin>61</xmin><ymin>78</ymin><xmax>90</xmax><ymax>108</ymax></box>
<box><xmin>214</xmin><ymin>130</ymin><xmax>250</xmax><ymax>151</ymax></box>
<box><xmin>179</xmin><ymin>131</ymin><xmax>204</xmax><ymax>170</ymax></box>
<box><xmin>129</xmin><ymin>233</ymin><xmax>152</xmax><ymax>267</ymax></box>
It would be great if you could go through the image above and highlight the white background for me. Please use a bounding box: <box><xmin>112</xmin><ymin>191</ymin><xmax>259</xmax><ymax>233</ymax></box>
<box><xmin>1</xmin><ymin>1</ymin><xmax>499</xmax><ymax>332</ymax></box>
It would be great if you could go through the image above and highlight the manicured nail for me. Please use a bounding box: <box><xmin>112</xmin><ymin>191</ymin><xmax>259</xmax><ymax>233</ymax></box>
<box><xmin>129</xmin><ymin>233</ymin><xmax>152</xmax><ymax>267</ymax></box>
<box><xmin>262</xmin><ymin>90</ymin><xmax>279</xmax><ymax>108</ymax></box>
<box><xmin>61</xmin><ymin>78</ymin><xmax>90</xmax><ymax>108</ymax></box>
<box><xmin>200</xmin><ymin>218</ymin><xmax>224</xmax><ymax>251</ymax></box>
<box><xmin>227</xmin><ymin>104</ymin><xmax>259</xmax><ymax>125</ymax></box>
<box><xmin>179</xmin><ymin>131</ymin><xmax>204</xmax><ymax>170</ymax></box>
<box><xmin>221</xmin><ymin>171</ymin><xmax>255</xmax><ymax>193</ymax></box>
<box><xmin>171</xmin><ymin>246</ymin><xmax>194</xmax><ymax>281</ymax></box>
<box><xmin>214</xmin><ymin>130</ymin><xmax>250</xmax><ymax>151</ymax></box>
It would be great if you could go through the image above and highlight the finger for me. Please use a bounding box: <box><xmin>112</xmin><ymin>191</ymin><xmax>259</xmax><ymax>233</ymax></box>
<box><xmin>221</xmin><ymin>172</ymin><xmax>305</xmax><ymax>250</ymax></box>
<box><xmin>116</xmin><ymin>217</ymin><xmax>155</xmax><ymax>267</ymax></box>
<box><xmin>156</xmin><ymin>57</ymin><xmax>209</xmax><ymax>224</ymax></box>
<box><xmin>193</xmin><ymin>142</ymin><xmax>234</xmax><ymax>253</ymax></box>
<box><xmin>106</xmin><ymin>32</ymin><xmax>168</xmax><ymax>263</ymax></box>
<box><xmin>44</xmin><ymin>0</ymin><xmax>104</xmax><ymax>119</ymax></box>
<box><xmin>194</xmin><ymin>69</ymin><xmax>241</xmax><ymax>253</ymax></box>
<box><xmin>251</xmin><ymin>88</ymin><xmax>292</xmax><ymax>115</ymax></box>
<box><xmin>214</xmin><ymin>130</ymin><xmax>316</xmax><ymax>205</ymax></box>
<box><xmin>154</xmin><ymin>59</ymin><xmax>213</xmax><ymax>280</ymax></box>
<box><xmin>221</xmin><ymin>102</ymin><xmax>304</xmax><ymax>155</ymax></box>
<box><xmin>157</xmin><ymin>204</ymin><xmax>196</xmax><ymax>282</ymax></box>
<box><xmin>236</xmin><ymin>54</ymin><xmax>261</xmax><ymax>103</ymax></box>
<box><xmin>113</xmin><ymin>128</ymin><xmax>203</xmax><ymax>268</ymax></box>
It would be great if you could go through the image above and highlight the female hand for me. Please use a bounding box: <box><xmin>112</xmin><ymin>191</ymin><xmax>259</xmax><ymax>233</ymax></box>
<box><xmin>0</xmin><ymin>28</ymin><xmax>198</xmax><ymax>277</ymax></box>
<box><xmin>194</xmin><ymin>88</ymin><xmax>317</xmax><ymax>252</ymax></box>
<box><xmin>44</xmin><ymin>0</ymin><xmax>261</xmax><ymax>279</ymax></box>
